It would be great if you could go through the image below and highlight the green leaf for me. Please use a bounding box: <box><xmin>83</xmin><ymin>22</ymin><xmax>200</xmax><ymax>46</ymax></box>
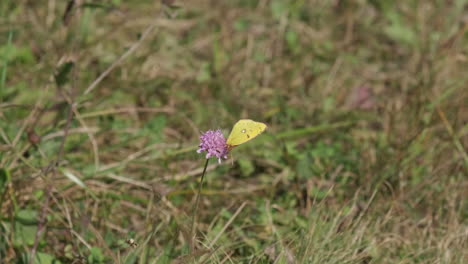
<box><xmin>196</xmin><ymin>62</ymin><xmax>211</xmax><ymax>83</ymax></box>
<box><xmin>13</xmin><ymin>222</ymin><xmax>38</xmax><ymax>247</ymax></box>
<box><xmin>296</xmin><ymin>153</ymin><xmax>312</xmax><ymax>179</ymax></box>
<box><xmin>238</xmin><ymin>158</ymin><xmax>255</xmax><ymax>177</ymax></box>
<box><xmin>285</xmin><ymin>30</ymin><xmax>300</xmax><ymax>54</ymax></box>
<box><xmin>123</xmin><ymin>253</ymin><xmax>137</xmax><ymax>264</ymax></box>
<box><xmin>35</xmin><ymin>252</ymin><xmax>62</xmax><ymax>264</ymax></box>
<box><xmin>155</xmin><ymin>245</ymin><xmax>172</xmax><ymax>264</ymax></box>
<box><xmin>143</xmin><ymin>115</ymin><xmax>166</xmax><ymax>144</ymax></box>
<box><xmin>0</xmin><ymin>168</ymin><xmax>9</xmax><ymax>191</ymax></box>
<box><xmin>15</xmin><ymin>209</ymin><xmax>39</xmax><ymax>225</ymax></box>
<box><xmin>383</xmin><ymin>10</ymin><xmax>417</xmax><ymax>47</ymax></box>
<box><xmin>0</xmin><ymin>43</ymin><xmax>34</xmax><ymax>64</ymax></box>
<box><xmin>234</xmin><ymin>18</ymin><xmax>249</xmax><ymax>32</ymax></box>
<box><xmin>54</xmin><ymin>62</ymin><xmax>74</xmax><ymax>87</ymax></box>
<box><xmin>88</xmin><ymin>247</ymin><xmax>105</xmax><ymax>264</ymax></box>
<box><xmin>271</xmin><ymin>0</ymin><xmax>289</xmax><ymax>19</ymax></box>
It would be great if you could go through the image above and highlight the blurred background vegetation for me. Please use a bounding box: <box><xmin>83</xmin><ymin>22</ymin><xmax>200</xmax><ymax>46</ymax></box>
<box><xmin>0</xmin><ymin>0</ymin><xmax>467</xmax><ymax>263</ymax></box>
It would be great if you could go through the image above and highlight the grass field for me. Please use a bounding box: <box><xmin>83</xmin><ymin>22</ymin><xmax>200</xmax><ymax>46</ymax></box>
<box><xmin>1</xmin><ymin>0</ymin><xmax>467</xmax><ymax>263</ymax></box>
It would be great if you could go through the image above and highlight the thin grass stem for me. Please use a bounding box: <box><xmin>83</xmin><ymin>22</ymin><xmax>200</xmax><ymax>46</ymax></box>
<box><xmin>190</xmin><ymin>158</ymin><xmax>210</xmax><ymax>253</ymax></box>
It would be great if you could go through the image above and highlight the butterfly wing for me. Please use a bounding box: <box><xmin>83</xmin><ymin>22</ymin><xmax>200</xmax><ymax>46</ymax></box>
<box><xmin>226</xmin><ymin>119</ymin><xmax>267</xmax><ymax>147</ymax></box>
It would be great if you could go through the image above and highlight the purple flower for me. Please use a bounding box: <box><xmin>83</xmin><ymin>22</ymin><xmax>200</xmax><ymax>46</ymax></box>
<box><xmin>197</xmin><ymin>129</ymin><xmax>229</xmax><ymax>163</ymax></box>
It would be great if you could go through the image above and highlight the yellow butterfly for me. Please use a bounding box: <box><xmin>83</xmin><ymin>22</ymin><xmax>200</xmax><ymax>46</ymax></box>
<box><xmin>226</xmin><ymin>119</ymin><xmax>267</xmax><ymax>149</ymax></box>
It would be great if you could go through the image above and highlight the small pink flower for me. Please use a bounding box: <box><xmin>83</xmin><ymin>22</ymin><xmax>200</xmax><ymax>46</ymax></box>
<box><xmin>350</xmin><ymin>85</ymin><xmax>375</xmax><ymax>110</ymax></box>
<box><xmin>197</xmin><ymin>130</ymin><xmax>229</xmax><ymax>163</ymax></box>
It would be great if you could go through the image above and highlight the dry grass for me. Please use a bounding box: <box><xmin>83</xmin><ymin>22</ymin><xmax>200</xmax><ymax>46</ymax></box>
<box><xmin>0</xmin><ymin>0</ymin><xmax>467</xmax><ymax>263</ymax></box>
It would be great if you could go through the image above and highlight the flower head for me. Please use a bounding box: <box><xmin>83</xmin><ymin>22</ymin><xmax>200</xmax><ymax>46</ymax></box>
<box><xmin>197</xmin><ymin>129</ymin><xmax>229</xmax><ymax>163</ymax></box>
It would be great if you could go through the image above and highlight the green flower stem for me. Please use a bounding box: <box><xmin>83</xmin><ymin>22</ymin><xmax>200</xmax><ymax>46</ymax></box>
<box><xmin>190</xmin><ymin>158</ymin><xmax>209</xmax><ymax>252</ymax></box>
